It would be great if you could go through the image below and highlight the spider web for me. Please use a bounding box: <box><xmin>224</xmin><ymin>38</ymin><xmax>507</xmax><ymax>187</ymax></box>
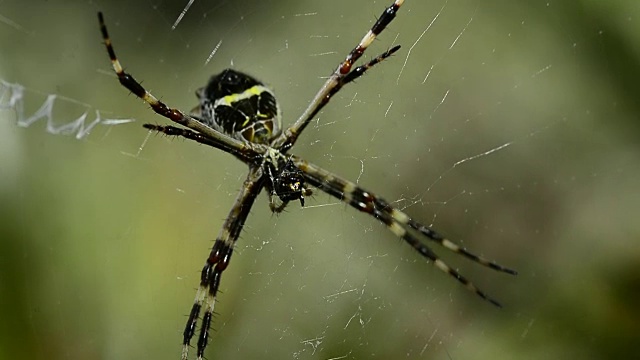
<box><xmin>1</xmin><ymin>0</ymin><xmax>639</xmax><ymax>359</ymax></box>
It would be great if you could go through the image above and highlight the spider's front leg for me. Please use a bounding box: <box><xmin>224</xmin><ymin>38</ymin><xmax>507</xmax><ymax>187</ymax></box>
<box><xmin>98</xmin><ymin>12</ymin><xmax>249</xmax><ymax>155</ymax></box>
<box><xmin>275</xmin><ymin>0</ymin><xmax>404</xmax><ymax>151</ymax></box>
<box><xmin>183</xmin><ymin>169</ymin><xmax>264</xmax><ymax>360</ymax></box>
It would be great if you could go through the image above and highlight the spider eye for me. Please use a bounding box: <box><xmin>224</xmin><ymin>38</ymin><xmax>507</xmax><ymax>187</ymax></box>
<box><xmin>220</xmin><ymin>69</ymin><xmax>241</xmax><ymax>85</ymax></box>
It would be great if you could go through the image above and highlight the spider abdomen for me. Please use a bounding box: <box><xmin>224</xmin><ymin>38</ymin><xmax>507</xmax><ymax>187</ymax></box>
<box><xmin>197</xmin><ymin>69</ymin><xmax>282</xmax><ymax>144</ymax></box>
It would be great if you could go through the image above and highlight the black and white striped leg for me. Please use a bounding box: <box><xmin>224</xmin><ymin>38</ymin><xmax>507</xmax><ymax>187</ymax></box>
<box><xmin>98</xmin><ymin>12</ymin><xmax>248</xmax><ymax>153</ymax></box>
<box><xmin>341</xmin><ymin>46</ymin><xmax>401</xmax><ymax>86</ymax></box>
<box><xmin>276</xmin><ymin>0</ymin><xmax>405</xmax><ymax>151</ymax></box>
<box><xmin>293</xmin><ymin>156</ymin><xmax>516</xmax><ymax>307</ymax></box>
<box><xmin>182</xmin><ymin>170</ymin><xmax>265</xmax><ymax>360</ymax></box>
<box><xmin>143</xmin><ymin>124</ymin><xmax>260</xmax><ymax>165</ymax></box>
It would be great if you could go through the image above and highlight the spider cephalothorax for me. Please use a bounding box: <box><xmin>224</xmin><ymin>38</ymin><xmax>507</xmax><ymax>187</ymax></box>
<box><xmin>98</xmin><ymin>1</ymin><xmax>516</xmax><ymax>359</ymax></box>
<box><xmin>264</xmin><ymin>153</ymin><xmax>311</xmax><ymax>211</ymax></box>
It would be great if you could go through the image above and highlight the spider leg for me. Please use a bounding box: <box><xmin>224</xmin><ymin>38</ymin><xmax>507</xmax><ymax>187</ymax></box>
<box><xmin>143</xmin><ymin>124</ymin><xmax>262</xmax><ymax>165</ymax></box>
<box><xmin>182</xmin><ymin>168</ymin><xmax>265</xmax><ymax>360</ymax></box>
<box><xmin>292</xmin><ymin>156</ymin><xmax>516</xmax><ymax>307</ymax></box>
<box><xmin>97</xmin><ymin>12</ymin><xmax>250</xmax><ymax>155</ymax></box>
<box><xmin>269</xmin><ymin>196</ymin><xmax>289</xmax><ymax>213</ymax></box>
<box><xmin>275</xmin><ymin>0</ymin><xmax>404</xmax><ymax>151</ymax></box>
<box><xmin>341</xmin><ymin>45</ymin><xmax>400</xmax><ymax>87</ymax></box>
<box><xmin>404</xmin><ymin>218</ymin><xmax>517</xmax><ymax>274</ymax></box>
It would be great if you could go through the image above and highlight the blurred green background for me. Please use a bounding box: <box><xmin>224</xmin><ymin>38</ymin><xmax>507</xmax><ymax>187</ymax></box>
<box><xmin>1</xmin><ymin>0</ymin><xmax>638</xmax><ymax>359</ymax></box>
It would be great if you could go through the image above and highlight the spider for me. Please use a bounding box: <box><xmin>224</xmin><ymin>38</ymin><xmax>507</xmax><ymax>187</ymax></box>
<box><xmin>98</xmin><ymin>1</ymin><xmax>516</xmax><ymax>359</ymax></box>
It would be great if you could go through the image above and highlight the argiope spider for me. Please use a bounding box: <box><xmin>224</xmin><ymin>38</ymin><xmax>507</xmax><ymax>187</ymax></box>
<box><xmin>98</xmin><ymin>1</ymin><xmax>516</xmax><ymax>359</ymax></box>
